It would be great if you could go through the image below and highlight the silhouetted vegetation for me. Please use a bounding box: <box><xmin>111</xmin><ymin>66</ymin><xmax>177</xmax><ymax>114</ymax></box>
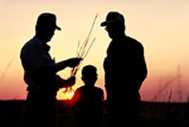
<box><xmin>0</xmin><ymin>100</ymin><xmax>189</xmax><ymax>127</ymax></box>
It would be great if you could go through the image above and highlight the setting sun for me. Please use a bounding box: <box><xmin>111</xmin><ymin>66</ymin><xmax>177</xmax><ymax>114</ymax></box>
<box><xmin>56</xmin><ymin>87</ymin><xmax>75</xmax><ymax>100</ymax></box>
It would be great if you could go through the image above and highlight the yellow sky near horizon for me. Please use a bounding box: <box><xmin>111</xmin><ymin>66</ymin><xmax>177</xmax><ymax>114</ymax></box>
<box><xmin>0</xmin><ymin>0</ymin><xmax>189</xmax><ymax>102</ymax></box>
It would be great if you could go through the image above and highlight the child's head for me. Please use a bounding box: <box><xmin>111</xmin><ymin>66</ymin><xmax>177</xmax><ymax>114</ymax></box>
<box><xmin>81</xmin><ymin>65</ymin><xmax>97</xmax><ymax>86</ymax></box>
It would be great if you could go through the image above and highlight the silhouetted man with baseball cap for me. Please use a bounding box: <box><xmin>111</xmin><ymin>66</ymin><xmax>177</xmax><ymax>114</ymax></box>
<box><xmin>20</xmin><ymin>12</ymin><xmax>82</xmax><ymax>127</ymax></box>
<box><xmin>101</xmin><ymin>11</ymin><xmax>148</xmax><ymax>126</ymax></box>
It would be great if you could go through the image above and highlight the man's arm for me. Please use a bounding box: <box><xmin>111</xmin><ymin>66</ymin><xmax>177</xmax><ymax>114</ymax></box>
<box><xmin>30</xmin><ymin>57</ymin><xmax>82</xmax><ymax>76</ymax></box>
<box><xmin>55</xmin><ymin>75</ymin><xmax>76</xmax><ymax>89</ymax></box>
<box><xmin>54</xmin><ymin>58</ymin><xmax>82</xmax><ymax>72</ymax></box>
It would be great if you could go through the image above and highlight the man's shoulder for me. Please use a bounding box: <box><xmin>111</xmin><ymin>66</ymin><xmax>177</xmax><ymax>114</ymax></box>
<box><xmin>125</xmin><ymin>36</ymin><xmax>144</xmax><ymax>49</ymax></box>
<box><xmin>21</xmin><ymin>37</ymin><xmax>41</xmax><ymax>52</ymax></box>
<box><xmin>126</xmin><ymin>36</ymin><xmax>141</xmax><ymax>44</ymax></box>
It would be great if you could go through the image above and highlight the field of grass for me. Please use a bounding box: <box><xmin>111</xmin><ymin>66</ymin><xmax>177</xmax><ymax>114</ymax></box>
<box><xmin>0</xmin><ymin>100</ymin><xmax>189</xmax><ymax>127</ymax></box>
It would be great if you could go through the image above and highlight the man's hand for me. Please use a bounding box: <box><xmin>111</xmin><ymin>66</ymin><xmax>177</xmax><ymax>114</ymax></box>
<box><xmin>65</xmin><ymin>76</ymin><xmax>76</xmax><ymax>87</ymax></box>
<box><xmin>56</xmin><ymin>75</ymin><xmax>75</xmax><ymax>88</ymax></box>
<box><xmin>65</xmin><ymin>57</ymin><xmax>82</xmax><ymax>68</ymax></box>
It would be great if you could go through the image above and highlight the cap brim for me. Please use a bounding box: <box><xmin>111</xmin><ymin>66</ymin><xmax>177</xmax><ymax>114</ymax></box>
<box><xmin>100</xmin><ymin>21</ymin><xmax>107</xmax><ymax>27</ymax></box>
<box><xmin>101</xmin><ymin>20</ymin><xmax>114</xmax><ymax>27</ymax></box>
<box><xmin>56</xmin><ymin>26</ymin><xmax>61</xmax><ymax>31</ymax></box>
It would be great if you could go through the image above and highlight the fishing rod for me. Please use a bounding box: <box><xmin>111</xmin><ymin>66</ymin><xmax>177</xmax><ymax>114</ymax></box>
<box><xmin>63</xmin><ymin>14</ymin><xmax>98</xmax><ymax>94</ymax></box>
<box><xmin>71</xmin><ymin>14</ymin><xmax>98</xmax><ymax>76</ymax></box>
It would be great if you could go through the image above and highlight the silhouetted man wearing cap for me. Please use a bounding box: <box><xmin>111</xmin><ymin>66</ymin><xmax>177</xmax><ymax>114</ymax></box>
<box><xmin>20</xmin><ymin>12</ymin><xmax>82</xmax><ymax>127</ymax></box>
<box><xmin>101</xmin><ymin>11</ymin><xmax>148</xmax><ymax>126</ymax></box>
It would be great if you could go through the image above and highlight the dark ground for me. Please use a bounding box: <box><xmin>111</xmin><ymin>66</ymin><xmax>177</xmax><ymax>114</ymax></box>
<box><xmin>0</xmin><ymin>100</ymin><xmax>189</xmax><ymax>127</ymax></box>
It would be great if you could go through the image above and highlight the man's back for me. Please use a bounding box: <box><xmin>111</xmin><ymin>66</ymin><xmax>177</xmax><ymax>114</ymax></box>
<box><xmin>20</xmin><ymin>37</ymin><xmax>59</xmax><ymax>96</ymax></box>
<box><xmin>104</xmin><ymin>36</ymin><xmax>147</xmax><ymax>87</ymax></box>
<box><xmin>104</xmin><ymin>35</ymin><xmax>147</xmax><ymax>106</ymax></box>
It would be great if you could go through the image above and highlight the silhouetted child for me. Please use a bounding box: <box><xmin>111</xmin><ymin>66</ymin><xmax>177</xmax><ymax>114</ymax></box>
<box><xmin>71</xmin><ymin>65</ymin><xmax>104</xmax><ymax>127</ymax></box>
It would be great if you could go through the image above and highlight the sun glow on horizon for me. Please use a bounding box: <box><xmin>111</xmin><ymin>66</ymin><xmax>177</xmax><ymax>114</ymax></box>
<box><xmin>56</xmin><ymin>87</ymin><xmax>75</xmax><ymax>100</ymax></box>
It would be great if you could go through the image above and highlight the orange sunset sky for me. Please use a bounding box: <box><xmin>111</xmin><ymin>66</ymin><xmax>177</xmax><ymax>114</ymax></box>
<box><xmin>0</xmin><ymin>0</ymin><xmax>189</xmax><ymax>102</ymax></box>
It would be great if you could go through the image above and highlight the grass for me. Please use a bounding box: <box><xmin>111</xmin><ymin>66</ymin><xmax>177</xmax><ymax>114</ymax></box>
<box><xmin>0</xmin><ymin>100</ymin><xmax>189</xmax><ymax>127</ymax></box>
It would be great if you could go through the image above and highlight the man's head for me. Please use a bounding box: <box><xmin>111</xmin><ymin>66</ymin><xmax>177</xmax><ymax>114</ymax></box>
<box><xmin>35</xmin><ymin>12</ymin><xmax>61</xmax><ymax>42</ymax></box>
<box><xmin>101</xmin><ymin>11</ymin><xmax>125</xmax><ymax>39</ymax></box>
<box><xmin>82</xmin><ymin>65</ymin><xmax>97</xmax><ymax>86</ymax></box>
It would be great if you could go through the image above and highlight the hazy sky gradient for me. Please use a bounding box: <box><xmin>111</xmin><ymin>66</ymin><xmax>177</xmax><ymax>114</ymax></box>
<box><xmin>0</xmin><ymin>0</ymin><xmax>189</xmax><ymax>102</ymax></box>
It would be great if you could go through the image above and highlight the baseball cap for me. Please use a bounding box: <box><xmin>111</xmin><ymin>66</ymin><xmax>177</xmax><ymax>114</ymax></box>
<box><xmin>36</xmin><ymin>12</ymin><xmax>61</xmax><ymax>30</ymax></box>
<box><xmin>101</xmin><ymin>11</ymin><xmax>125</xmax><ymax>27</ymax></box>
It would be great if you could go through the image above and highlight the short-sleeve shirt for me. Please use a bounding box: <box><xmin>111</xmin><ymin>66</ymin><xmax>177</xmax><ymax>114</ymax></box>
<box><xmin>103</xmin><ymin>36</ymin><xmax>147</xmax><ymax>102</ymax></box>
<box><xmin>20</xmin><ymin>36</ymin><xmax>58</xmax><ymax>95</ymax></box>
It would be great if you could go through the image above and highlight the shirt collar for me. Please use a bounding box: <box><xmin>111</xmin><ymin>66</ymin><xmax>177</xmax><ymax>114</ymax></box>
<box><xmin>34</xmin><ymin>36</ymin><xmax>50</xmax><ymax>51</ymax></box>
